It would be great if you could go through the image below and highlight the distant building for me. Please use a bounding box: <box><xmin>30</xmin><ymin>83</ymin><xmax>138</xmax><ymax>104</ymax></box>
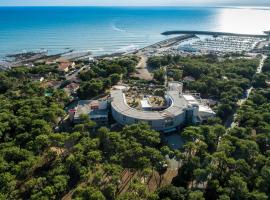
<box><xmin>41</xmin><ymin>80</ymin><xmax>60</xmax><ymax>89</ymax></box>
<box><xmin>29</xmin><ymin>74</ymin><xmax>44</xmax><ymax>82</ymax></box>
<box><xmin>74</xmin><ymin>100</ymin><xmax>109</xmax><ymax>126</ymax></box>
<box><xmin>68</xmin><ymin>109</ymin><xmax>76</xmax><ymax>121</ymax></box>
<box><xmin>64</xmin><ymin>82</ymin><xmax>80</xmax><ymax>96</ymax></box>
<box><xmin>24</xmin><ymin>63</ymin><xmax>35</xmax><ymax>67</ymax></box>
<box><xmin>45</xmin><ymin>59</ymin><xmax>56</xmax><ymax>65</ymax></box>
<box><xmin>183</xmin><ymin>76</ymin><xmax>196</xmax><ymax>82</ymax></box>
<box><xmin>58</xmin><ymin>61</ymin><xmax>75</xmax><ymax>72</ymax></box>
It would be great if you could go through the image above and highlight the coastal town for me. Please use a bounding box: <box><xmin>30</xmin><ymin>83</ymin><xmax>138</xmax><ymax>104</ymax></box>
<box><xmin>1</xmin><ymin>31</ymin><xmax>269</xmax><ymax>130</ymax></box>
<box><xmin>1</xmin><ymin>30</ymin><xmax>270</xmax><ymax>199</ymax></box>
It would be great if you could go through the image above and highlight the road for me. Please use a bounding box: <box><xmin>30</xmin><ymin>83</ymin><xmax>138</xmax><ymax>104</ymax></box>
<box><xmin>65</xmin><ymin>65</ymin><xmax>89</xmax><ymax>81</ymax></box>
<box><xmin>227</xmin><ymin>54</ymin><xmax>267</xmax><ymax>129</ymax></box>
<box><xmin>53</xmin><ymin>65</ymin><xmax>89</xmax><ymax>89</ymax></box>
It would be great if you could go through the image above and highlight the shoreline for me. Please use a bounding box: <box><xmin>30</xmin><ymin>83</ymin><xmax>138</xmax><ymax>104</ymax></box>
<box><xmin>0</xmin><ymin>34</ymin><xmax>193</xmax><ymax>68</ymax></box>
<box><xmin>1</xmin><ymin>30</ymin><xmax>269</xmax><ymax>69</ymax></box>
<box><xmin>0</xmin><ymin>49</ymin><xmax>95</xmax><ymax>69</ymax></box>
<box><xmin>0</xmin><ymin>43</ymin><xmax>141</xmax><ymax>69</ymax></box>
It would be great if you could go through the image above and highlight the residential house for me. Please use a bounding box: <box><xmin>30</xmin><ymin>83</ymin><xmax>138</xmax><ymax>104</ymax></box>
<box><xmin>58</xmin><ymin>61</ymin><xmax>76</xmax><ymax>73</ymax></box>
<box><xmin>63</xmin><ymin>82</ymin><xmax>80</xmax><ymax>96</ymax></box>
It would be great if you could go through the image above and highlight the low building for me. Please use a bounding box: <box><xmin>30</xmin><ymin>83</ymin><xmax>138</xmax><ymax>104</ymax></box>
<box><xmin>74</xmin><ymin>100</ymin><xmax>109</xmax><ymax>126</ymax></box>
<box><xmin>64</xmin><ymin>82</ymin><xmax>80</xmax><ymax>96</ymax></box>
<box><xmin>45</xmin><ymin>59</ymin><xmax>56</xmax><ymax>65</ymax></box>
<box><xmin>141</xmin><ymin>98</ymin><xmax>152</xmax><ymax>111</ymax></box>
<box><xmin>183</xmin><ymin>76</ymin><xmax>196</xmax><ymax>82</ymax></box>
<box><xmin>58</xmin><ymin>61</ymin><xmax>75</xmax><ymax>72</ymax></box>
<box><xmin>182</xmin><ymin>94</ymin><xmax>216</xmax><ymax>122</ymax></box>
<box><xmin>41</xmin><ymin>80</ymin><xmax>60</xmax><ymax>89</ymax></box>
<box><xmin>198</xmin><ymin>105</ymin><xmax>216</xmax><ymax>121</ymax></box>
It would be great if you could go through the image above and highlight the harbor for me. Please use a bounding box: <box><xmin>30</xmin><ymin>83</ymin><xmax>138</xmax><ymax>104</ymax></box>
<box><xmin>178</xmin><ymin>35</ymin><xmax>263</xmax><ymax>53</ymax></box>
<box><xmin>1</xmin><ymin>29</ymin><xmax>270</xmax><ymax>70</ymax></box>
<box><xmin>138</xmin><ymin>30</ymin><xmax>270</xmax><ymax>57</ymax></box>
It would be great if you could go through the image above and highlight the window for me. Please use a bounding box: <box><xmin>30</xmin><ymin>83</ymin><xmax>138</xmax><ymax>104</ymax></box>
<box><xmin>165</xmin><ymin>118</ymin><xmax>174</xmax><ymax>127</ymax></box>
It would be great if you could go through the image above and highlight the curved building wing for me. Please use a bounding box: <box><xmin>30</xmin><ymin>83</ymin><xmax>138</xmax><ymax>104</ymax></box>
<box><xmin>111</xmin><ymin>88</ymin><xmax>190</xmax><ymax>131</ymax></box>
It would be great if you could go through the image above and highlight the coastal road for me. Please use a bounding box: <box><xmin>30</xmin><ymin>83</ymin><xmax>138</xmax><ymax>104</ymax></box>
<box><xmin>225</xmin><ymin>54</ymin><xmax>267</xmax><ymax>129</ymax></box>
<box><xmin>198</xmin><ymin>55</ymin><xmax>269</xmax><ymax>190</ymax></box>
<box><xmin>65</xmin><ymin>65</ymin><xmax>89</xmax><ymax>81</ymax></box>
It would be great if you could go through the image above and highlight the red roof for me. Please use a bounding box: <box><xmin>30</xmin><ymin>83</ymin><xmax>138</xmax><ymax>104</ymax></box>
<box><xmin>58</xmin><ymin>62</ymin><xmax>72</xmax><ymax>70</ymax></box>
<box><xmin>66</xmin><ymin>83</ymin><xmax>79</xmax><ymax>90</ymax></box>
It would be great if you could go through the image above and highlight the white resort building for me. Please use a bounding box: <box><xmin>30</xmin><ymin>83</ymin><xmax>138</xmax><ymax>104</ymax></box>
<box><xmin>110</xmin><ymin>82</ymin><xmax>215</xmax><ymax>132</ymax></box>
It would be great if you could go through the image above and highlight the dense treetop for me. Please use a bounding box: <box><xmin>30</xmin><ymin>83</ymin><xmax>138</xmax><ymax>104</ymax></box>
<box><xmin>149</xmin><ymin>54</ymin><xmax>259</xmax><ymax>121</ymax></box>
<box><xmin>0</xmin><ymin>54</ymin><xmax>269</xmax><ymax>199</ymax></box>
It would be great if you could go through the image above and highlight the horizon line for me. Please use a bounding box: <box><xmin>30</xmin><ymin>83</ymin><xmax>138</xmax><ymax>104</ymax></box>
<box><xmin>0</xmin><ymin>5</ymin><xmax>270</xmax><ymax>8</ymax></box>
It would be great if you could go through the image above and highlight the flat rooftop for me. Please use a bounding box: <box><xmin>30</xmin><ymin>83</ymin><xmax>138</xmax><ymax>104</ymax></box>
<box><xmin>74</xmin><ymin>100</ymin><xmax>108</xmax><ymax>119</ymax></box>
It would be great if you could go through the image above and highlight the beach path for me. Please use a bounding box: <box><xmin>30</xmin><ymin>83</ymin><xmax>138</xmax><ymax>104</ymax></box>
<box><xmin>132</xmin><ymin>52</ymin><xmax>153</xmax><ymax>80</ymax></box>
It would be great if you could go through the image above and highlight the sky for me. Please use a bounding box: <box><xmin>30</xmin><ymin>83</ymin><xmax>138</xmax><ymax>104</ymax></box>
<box><xmin>0</xmin><ymin>0</ymin><xmax>270</xmax><ymax>6</ymax></box>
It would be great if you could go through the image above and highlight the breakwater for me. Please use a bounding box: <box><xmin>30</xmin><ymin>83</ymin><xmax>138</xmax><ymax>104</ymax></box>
<box><xmin>162</xmin><ymin>31</ymin><xmax>269</xmax><ymax>38</ymax></box>
<box><xmin>139</xmin><ymin>34</ymin><xmax>196</xmax><ymax>52</ymax></box>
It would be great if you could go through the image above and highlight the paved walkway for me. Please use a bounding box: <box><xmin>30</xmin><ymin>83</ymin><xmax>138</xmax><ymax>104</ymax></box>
<box><xmin>229</xmin><ymin>54</ymin><xmax>267</xmax><ymax>129</ymax></box>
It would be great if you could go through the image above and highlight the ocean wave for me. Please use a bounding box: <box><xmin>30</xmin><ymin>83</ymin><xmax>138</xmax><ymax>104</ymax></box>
<box><xmin>111</xmin><ymin>23</ymin><xmax>126</xmax><ymax>32</ymax></box>
<box><xmin>89</xmin><ymin>48</ymin><xmax>104</xmax><ymax>52</ymax></box>
<box><xmin>19</xmin><ymin>49</ymin><xmax>48</xmax><ymax>54</ymax></box>
<box><xmin>116</xmin><ymin>44</ymin><xmax>139</xmax><ymax>53</ymax></box>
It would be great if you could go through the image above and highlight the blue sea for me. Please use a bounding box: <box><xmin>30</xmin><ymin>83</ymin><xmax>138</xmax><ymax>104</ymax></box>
<box><xmin>0</xmin><ymin>6</ymin><xmax>270</xmax><ymax>58</ymax></box>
